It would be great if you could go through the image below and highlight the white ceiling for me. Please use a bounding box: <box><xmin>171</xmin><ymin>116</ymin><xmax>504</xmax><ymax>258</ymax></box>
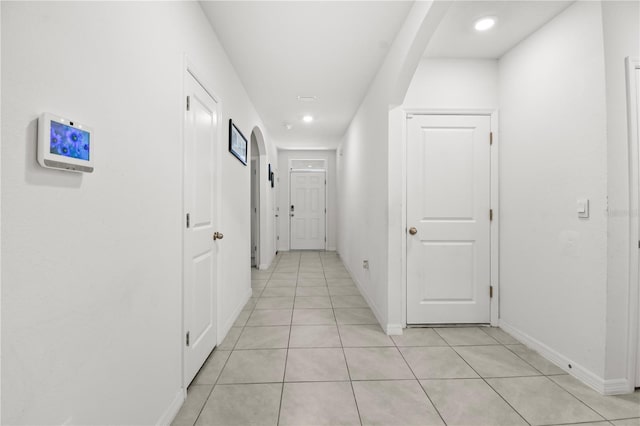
<box><xmin>424</xmin><ymin>1</ymin><xmax>574</xmax><ymax>59</ymax></box>
<box><xmin>200</xmin><ymin>1</ymin><xmax>413</xmax><ymax>149</ymax></box>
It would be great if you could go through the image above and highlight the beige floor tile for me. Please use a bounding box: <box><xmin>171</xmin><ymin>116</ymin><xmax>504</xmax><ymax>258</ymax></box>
<box><xmin>454</xmin><ymin>345</ymin><xmax>541</xmax><ymax>377</ymax></box>
<box><xmin>235</xmin><ymin>326</ymin><xmax>290</xmax><ymax>349</ymax></box>
<box><xmin>232</xmin><ymin>311</ymin><xmax>250</xmax><ymax>327</ymax></box>
<box><xmin>482</xmin><ymin>327</ymin><xmax>520</xmax><ymax>344</ymax></box>
<box><xmin>334</xmin><ymin>308</ymin><xmax>378</xmax><ymax>325</ymax></box>
<box><xmin>327</xmin><ymin>278</ymin><xmax>355</xmax><ymax>287</ymax></box>
<box><xmin>344</xmin><ymin>347</ymin><xmax>414</xmax><ymax>380</ymax></box>
<box><xmin>612</xmin><ymin>419</ymin><xmax>640</xmax><ymax>426</ymax></box>
<box><xmin>285</xmin><ymin>348</ymin><xmax>350</xmax><ymax>382</ymax></box>
<box><xmin>255</xmin><ymin>296</ymin><xmax>294</xmax><ymax>310</ymax></box>
<box><xmin>218</xmin><ymin>327</ymin><xmax>242</xmax><ymax>350</ymax></box>
<box><xmin>195</xmin><ymin>383</ymin><xmax>281</xmax><ymax>426</ymax></box>
<box><xmin>266</xmin><ymin>279</ymin><xmax>297</xmax><ymax>288</ymax></box>
<box><xmin>294</xmin><ymin>296</ymin><xmax>332</xmax><ymax>309</ymax></box>
<box><xmin>279</xmin><ymin>382</ymin><xmax>360</xmax><ymax>426</ymax></box>
<box><xmin>391</xmin><ymin>328</ymin><xmax>448</xmax><ymax>347</ymax></box>
<box><xmin>171</xmin><ymin>385</ymin><xmax>212</xmax><ymax>426</ymax></box>
<box><xmin>353</xmin><ymin>380</ymin><xmax>444</xmax><ymax>426</ymax></box>
<box><xmin>487</xmin><ymin>376</ymin><xmax>604</xmax><ymax>425</ymax></box>
<box><xmin>289</xmin><ymin>325</ymin><xmax>341</xmax><ymax>348</ymax></box>
<box><xmin>260</xmin><ymin>287</ymin><xmax>296</xmax><ymax>297</ymax></box>
<box><xmin>298</xmin><ymin>272</ymin><xmax>325</xmax><ymax>280</ymax></box>
<box><xmin>246</xmin><ymin>309</ymin><xmax>292</xmax><ymax>326</ymax></box>
<box><xmin>324</xmin><ymin>270</ymin><xmax>350</xmax><ymax>278</ymax></box>
<box><xmin>421</xmin><ymin>379</ymin><xmax>527</xmax><ymax>426</ymax></box>
<box><xmin>291</xmin><ymin>309</ymin><xmax>336</xmax><ymax>325</ymax></box>
<box><xmin>297</xmin><ymin>278</ymin><xmax>327</xmax><ymax>287</ymax></box>
<box><xmin>271</xmin><ymin>272</ymin><xmax>298</xmax><ymax>280</ymax></box>
<box><xmin>550</xmin><ymin>375</ymin><xmax>640</xmax><ymax>420</ymax></box>
<box><xmin>506</xmin><ymin>344</ymin><xmax>566</xmax><ymax>375</ymax></box>
<box><xmin>218</xmin><ymin>349</ymin><xmax>287</xmax><ymax>384</ymax></box>
<box><xmin>435</xmin><ymin>327</ymin><xmax>500</xmax><ymax>346</ymax></box>
<box><xmin>328</xmin><ymin>286</ymin><xmax>361</xmax><ymax>296</ymax></box>
<box><xmin>400</xmin><ymin>347</ymin><xmax>479</xmax><ymax>379</ymax></box>
<box><xmin>295</xmin><ymin>286</ymin><xmax>329</xmax><ymax>296</ymax></box>
<box><xmin>331</xmin><ymin>295</ymin><xmax>369</xmax><ymax>308</ymax></box>
<box><xmin>339</xmin><ymin>324</ymin><xmax>394</xmax><ymax>347</ymax></box>
<box><xmin>193</xmin><ymin>350</ymin><xmax>231</xmax><ymax>385</ymax></box>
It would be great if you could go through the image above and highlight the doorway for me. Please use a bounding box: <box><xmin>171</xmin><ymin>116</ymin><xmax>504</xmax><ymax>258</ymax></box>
<box><xmin>290</xmin><ymin>170</ymin><xmax>326</xmax><ymax>250</ymax></box>
<box><xmin>406</xmin><ymin>114</ymin><xmax>493</xmax><ymax>324</ymax></box>
<box><xmin>250</xmin><ymin>135</ymin><xmax>260</xmax><ymax>267</ymax></box>
<box><xmin>182</xmin><ymin>69</ymin><xmax>220</xmax><ymax>386</ymax></box>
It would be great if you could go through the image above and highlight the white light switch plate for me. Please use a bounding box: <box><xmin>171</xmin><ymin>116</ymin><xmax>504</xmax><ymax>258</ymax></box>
<box><xmin>577</xmin><ymin>199</ymin><xmax>589</xmax><ymax>218</ymax></box>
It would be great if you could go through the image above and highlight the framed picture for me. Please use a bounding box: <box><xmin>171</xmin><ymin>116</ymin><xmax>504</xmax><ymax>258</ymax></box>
<box><xmin>268</xmin><ymin>163</ymin><xmax>272</xmax><ymax>181</ymax></box>
<box><xmin>229</xmin><ymin>119</ymin><xmax>247</xmax><ymax>165</ymax></box>
<box><xmin>270</xmin><ymin>171</ymin><xmax>275</xmax><ymax>188</ymax></box>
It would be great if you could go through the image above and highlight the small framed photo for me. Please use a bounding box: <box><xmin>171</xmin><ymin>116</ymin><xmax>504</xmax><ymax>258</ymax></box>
<box><xmin>268</xmin><ymin>163</ymin><xmax>272</xmax><ymax>181</ymax></box>
<box><xmin>229</xmin><ymin>119</ymin><xmax>247</xmax><ymax>165</ymax></box>
<box><xmin>270</xmin><ymin>171</ymin><xmax>275</xmax><ymax>188</ymax></box>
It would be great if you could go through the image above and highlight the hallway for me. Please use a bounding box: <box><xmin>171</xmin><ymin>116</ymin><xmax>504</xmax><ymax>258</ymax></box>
<box><xmin>172</xmin><ymin>252</ymin><xmax>640</xmax><ymax>426</ymax></box>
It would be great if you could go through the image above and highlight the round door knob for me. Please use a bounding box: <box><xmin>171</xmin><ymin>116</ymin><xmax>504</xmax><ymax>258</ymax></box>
<box><xmin>408</xmin><ymin>227</ymin><xmax>418</xmax><ymax>235</ymax></box>
<box><xmin>213</xmin><ymin>232</ymin><xmax>224</xmax><ymax>240</ymax></box>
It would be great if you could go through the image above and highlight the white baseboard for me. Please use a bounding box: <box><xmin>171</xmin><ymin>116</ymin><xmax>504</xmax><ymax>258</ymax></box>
<box><xmin>156</xmin><ymin>388</ymin><xmax>186</xmax><ymax>426</ymax></box>
<box><xmin>326</xmin><ymin>246</ymin><xmax>337</xmax><ymax>251</ymax></box>
<box><xmin>499</xmin><ymin>320</ymin><xmax>618</xmax><ymax>395</ymax></box>
<box><xmin>258</xmin><ymin>263</ymin><xmax>269</xmax><ymax>270</ymax></box>
<box><xmin>218</xmin><ymin>287</ymin><xmax>252</xmax><ymax>346</ymax></box>
<box><xmin>604</xmin><ymin>378</ymin><xmax>634</xmax><ymax>395</ymax></box>
<box><xmin>341</xmin><ymin>260</ymin><xmax>401</xmax><ymax>336</ymax></box>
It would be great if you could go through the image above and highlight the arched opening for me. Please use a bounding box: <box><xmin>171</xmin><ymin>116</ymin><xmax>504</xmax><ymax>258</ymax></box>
<box><xmin>250</xmin><ymin>126</ymin><xmax>268</xmax><ymax>269</ymax></box>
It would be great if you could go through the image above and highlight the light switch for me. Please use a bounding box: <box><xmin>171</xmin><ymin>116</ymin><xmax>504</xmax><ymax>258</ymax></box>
<box><xmin>577</xmin><ymin>199</ymin><xmax>589</xmax><ymax>219</ymax></box>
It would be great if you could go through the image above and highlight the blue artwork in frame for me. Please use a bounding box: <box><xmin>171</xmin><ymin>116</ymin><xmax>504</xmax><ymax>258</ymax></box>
<box><xmin>229</xmin><ymin>119</ymin><xmax>247</xmax><ymax>165</ymax></box>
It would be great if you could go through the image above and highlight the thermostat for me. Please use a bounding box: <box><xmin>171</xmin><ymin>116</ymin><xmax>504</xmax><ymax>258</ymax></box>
<box><xmin>38</xmin><ymin>113</ymin><xmax>94</xmax><ymax>172</ymax></box>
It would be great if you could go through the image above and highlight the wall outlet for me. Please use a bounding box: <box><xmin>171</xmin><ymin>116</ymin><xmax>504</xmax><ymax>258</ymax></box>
<box><xmin>363</xmin><ymin>260</ymin><xmax>369</xmax><ymax>269</ymax></box>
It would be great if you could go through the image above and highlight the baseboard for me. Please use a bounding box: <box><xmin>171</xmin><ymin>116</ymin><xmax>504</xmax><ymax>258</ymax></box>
<box><xmin>218</xmin><ymin>287</ymin><xmax>252</xmax><ymax>346</ymax></box>
<box><xmin>603</xmin><ymin>378</ymin><xmax>634</xmax><ymax>395</ymax></box>
<box><xmin>499</xmin><ymin>320</ymin><xmax>611</xmax><ymax>394</ymax></box>
<box><xmin>156</xmin><ymin>388</ymin><xmax>186</xmax><ymax>426</ymax></box>
<box><xmin>341</xmin><ymin>260</ymin><xmax>399</xmax><ymax>336</ymax></box>
<box><xmin>326</xmin><ymin>246</ymin><xmax>337</xmax><ymax>251</ymax></box>
<box><xmin>258</xmin><ymin>263</ymin><xmax>268</xmax><ymax>270</ymax></box>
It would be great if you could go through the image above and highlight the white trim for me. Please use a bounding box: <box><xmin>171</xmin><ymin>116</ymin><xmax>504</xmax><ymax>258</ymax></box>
<box><xmin>156</xmin><ymin>388</ymin><xmax>186</xmax><ymax>426</ymax></box>
<box><xmin>219</xmin><ymin>287</ymin><xmax>252</xmax><ymax>346</ymax></box>
<box><xmin>258</xmin><ymin>263</ymin><xmax>269</xmax><ymax>270</ymax></box>
<box><xmin>401</xmin><ymin>108</ymin><xmax>500</xmax><ymax>327</ymax></box>
<box><xmin>182</xmin><ymin>54</ymin><xmax>223</xmax><ymax>389</ymax></box>
<box><xmin>626</xmin><ymin>56</ymin><xmax>640</xmax><ymax>389</ymax></box>
<box><xmin>499</xmin><ymin>320</ymin><xmax>624</xmax><ymax>395</ymax></box>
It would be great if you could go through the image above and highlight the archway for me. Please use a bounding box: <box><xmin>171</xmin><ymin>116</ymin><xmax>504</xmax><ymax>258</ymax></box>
<box><xmin>250</xmin><ymin>126</ymin><xmax>269</xmax><ymax>269</ymax></box>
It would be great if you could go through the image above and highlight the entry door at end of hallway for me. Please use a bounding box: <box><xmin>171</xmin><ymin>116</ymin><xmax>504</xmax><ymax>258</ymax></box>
<box><xmin>183</xmin><ymin>71</ymin><xmax>219</xmax><ymax>386</ymax></box>
<box><xmin>406</xmin><ymin>114</ymin><xmax>492</xmax><ymax>324</ymax></box>
<box><xmin>290</xmin><ymin>171</ymin><xmax>326</xmax><ymax>250</ymax></box>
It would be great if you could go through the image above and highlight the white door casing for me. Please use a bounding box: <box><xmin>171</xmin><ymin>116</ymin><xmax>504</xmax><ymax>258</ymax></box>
<box><xmin>251</xmin><ymin>159</ymin><xmax>259</xmax><ymax>266</ymax></box>
<box><xmin>290</xmin><ymin>171</ymin><xmax>326</xmax><ymax>250</ymax></box>
<box><xmin>406</xmin><ymin>114</ymin><xmax>492</xmax><ymax>324</ymax></box>
<box><xmin>183</xmin><ymin>71</ymin><xmax>219</xmax><ymax>385</ymax></box>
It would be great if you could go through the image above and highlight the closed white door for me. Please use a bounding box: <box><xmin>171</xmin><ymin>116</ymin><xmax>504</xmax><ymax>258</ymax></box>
<box><xmin>407</xmin><ymin>115</ymin><xmax>492</xmax><ymax>324</ymax></box>
<box><xmin>183</xmin><ymin>72</ymin><xmax>219</xmax><ymax>385</ymax></box>
<box><xmin>290</xmin><ymin>171</ymin><xmax>326</xmax><ymax>250</ymax></box>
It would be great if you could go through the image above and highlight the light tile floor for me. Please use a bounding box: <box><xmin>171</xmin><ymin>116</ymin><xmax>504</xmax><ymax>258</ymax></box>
<box><xmin>173</xmin><ymin>251</ymin><xmax>640</xmax><ymax>426</ymax></box>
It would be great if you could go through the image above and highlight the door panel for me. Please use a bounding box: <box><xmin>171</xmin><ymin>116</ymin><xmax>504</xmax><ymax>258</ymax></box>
<box><xmin>184</xmin><ymin>72</ymin><xmax>218</xmax><ymax>385</ymax></box>
<box><xmin>407</xmin><ymin>115</ymin><xmax>491</xmax><ymax>324</ymax></box>
<box><xmin>290</xmin><ymin>171</ymin><xmax>326</xmax><ymax>250</ymax></box>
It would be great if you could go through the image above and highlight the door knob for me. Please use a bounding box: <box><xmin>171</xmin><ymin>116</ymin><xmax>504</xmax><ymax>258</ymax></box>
<box><xmin>213</xmin><ymin>232</ymin><xmax>224</xmax><ymax>240</ymax></box>
<box><xmin>409</xmin><ymin>227</ymin><xmax>418</xmax><ymax>235</ymax></box>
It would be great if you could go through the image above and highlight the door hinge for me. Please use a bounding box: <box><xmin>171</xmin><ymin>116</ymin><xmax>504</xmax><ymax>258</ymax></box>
<box><xmin>490</xmin><ymin>286</ymin><xmax>494</xmax><ymax>298</ymax></box>
<box><xmin>489</xmin><ymin>209</ymin><xmax>493</xmax><ymax>221</ymax></box>
<box><xmin>186</xmin><ymin>331</ymin><xmax>190</xmax><ymax>347</ymax></box>
<box><xmin>186</xmin><ymin>96</ymin><xmax>190</xmax><ymax>111</ymax></box>
<box><xmin>186</xmin><ymin>213</ymin><xmax>190</xmax><ymax>228</ymax></box>
<box><xmin>490</xmin><ymin>132</ymin><xmax>493</xmax><ymax>145</ymax></box>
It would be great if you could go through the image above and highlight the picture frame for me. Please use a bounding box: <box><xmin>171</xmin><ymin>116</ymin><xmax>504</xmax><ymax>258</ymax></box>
<box><xmin>270</xmin><ymin>171</ymin><xmax>275</xmax><ymax>188</ymax></box>
<box><xmin>268</xmin><ymin>163</ymin><xmax>272</xmax><ymax>181</ymax></box>
<box><xmin>228</xmin><ymin>119</ymin><xmax>247</xmax><ymax>165</ymax></box>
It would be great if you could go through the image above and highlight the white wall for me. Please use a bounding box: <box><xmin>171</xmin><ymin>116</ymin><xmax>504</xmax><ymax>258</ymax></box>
<box><xmin>601</xmin><ymin>0</ymin><xmax>640</xmax><ymax>388</ymax></box>
<box><xmin>1</xmin><ymin>2</ymin><xmax>275</xmax><ymax>424</ymax></box>
<box><xmin>337</xmin><ymin>1</ymin><xmax>451</xmax><ymax>333</ymax></box>
<box><xmin>498</xmin><ymin>1</ymin><xmax>609</xmax><ymax>383</ymax></box>
<box><xmin>277</xmin><ymin>150</ymin><xmax>337</xmax><ymax>251</ymax></box>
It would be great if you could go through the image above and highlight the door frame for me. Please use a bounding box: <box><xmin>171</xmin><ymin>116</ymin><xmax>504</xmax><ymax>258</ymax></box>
<box><xmin>400</xmin><ymin>108</ymin><xmax>500</xmax><ymax>327</ymax></box>
<box><xmin>625</xmin><ymin>57</ymin><xmax>640</xmax><ymax>389</ymax></box>
<box><xmin>251</xmin><ymin>158</ymin><xmax>260</xmax><ymax>267</ymax></box>
<box><xmin>288</xmin><ymin>168</ymin><xmax>327</xmax><ymax>251</ymax></box>
<box><xmin>180</xmin><ymin>55</ymin><xmax>223</xmax><ymax>389</ymax></box>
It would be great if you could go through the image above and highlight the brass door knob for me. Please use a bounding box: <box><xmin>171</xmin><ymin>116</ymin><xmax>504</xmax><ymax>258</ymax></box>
<box><xmin>408</xmin><ymin>227</ymin><xmax>418</xmax><ymax>235</ymax></box>
<box><xmin>213</xmin><ymin>232</ymin><xmax>224</xmax><ymax>240</ymax></box>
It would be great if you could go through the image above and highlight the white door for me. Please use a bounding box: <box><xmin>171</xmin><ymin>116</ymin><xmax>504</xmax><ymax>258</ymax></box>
<box><xmin>406</xmin><ymin>114</ymin><xmax>492</xmax><ymax>324</ymax></box>
<box><xmin>183</xmin><ymin>71</ymin><xmax>219</xmax><ymax>385</ymax></box>
<box><xmin>290</xmin><ymin>171</ymin><xmax>326</xmax><ymax>250</ymax></box>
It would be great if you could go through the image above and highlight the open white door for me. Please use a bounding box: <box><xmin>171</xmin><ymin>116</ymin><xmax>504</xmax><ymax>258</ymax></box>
<box><xmin>183</xmin><ymin>71</ymin><xmax>219</xmax><ymax>385</ymax></box>
<box><xmin>290</xmin><ymin>171</ymin><xmax>326</xmax><ymax>250</ymax></box>
<box><xmin>406</xmin><ymin>114</ymin><xmax>492</xmax><ymax>324</ymax></box>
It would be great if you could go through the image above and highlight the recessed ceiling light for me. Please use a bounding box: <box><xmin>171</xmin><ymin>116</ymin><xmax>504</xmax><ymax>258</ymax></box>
<box><xmin>297</xmin><ymin>96</ymin><xmax>318</xmax><ymax>103</ymax></box>
<box><xmin>303</xmin><ymin>115</ymin><xmax>313</xmax><ymax>123</ymax></box>
<box><xmin>474</xmin><ymin>16</ymin><xmax>496</xmax><ymax>32</ymax></box>
<box><xmin>284</xmin><ymin>123</ymin><xmax>293</xmax><ymax>130</ymax></box>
